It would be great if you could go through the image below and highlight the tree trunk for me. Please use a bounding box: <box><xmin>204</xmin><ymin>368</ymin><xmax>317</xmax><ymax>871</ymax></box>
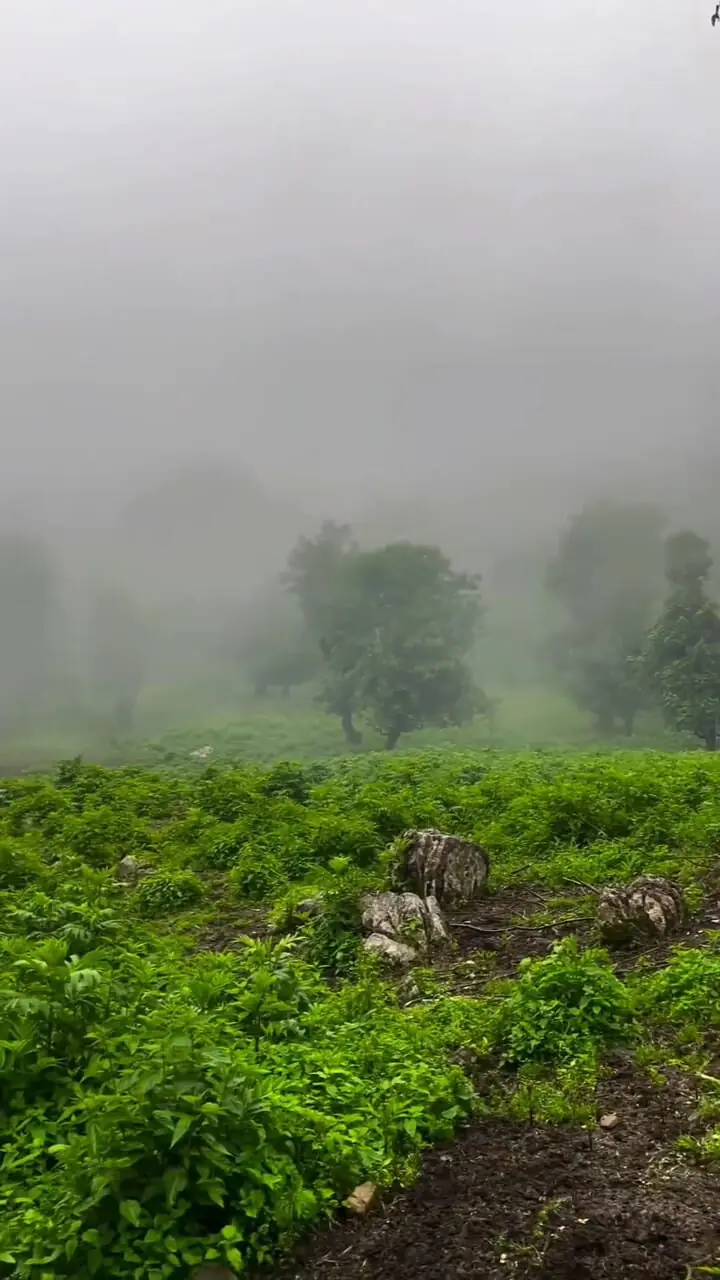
<box><xmin>385</xmin><ymin>726</ymin><xmax>401</xmax><ymax>751</ymax></box>
<box><xmin>341</xmin><ymin>707</ymin><xmax>362</xmax><ymax>745</ymax></box>
<box><xmin>704</xmin><ymin>723</ymin><xmax>717</xmax><ymax>751</ymax></box>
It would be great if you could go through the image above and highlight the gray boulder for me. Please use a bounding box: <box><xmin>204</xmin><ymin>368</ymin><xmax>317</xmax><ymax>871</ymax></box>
<box><xmin>399</xmin><ymin>829</ymin><xmax>489</xmax><ymax>905</ymax></box>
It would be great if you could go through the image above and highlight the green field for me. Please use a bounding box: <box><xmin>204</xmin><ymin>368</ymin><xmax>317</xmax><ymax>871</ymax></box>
<box><xmin>2</xmin><ymin>745</ymin><xmax>720</xmax><ymax>1277</ymax></box>
<box><xmin>0</xmin><ymin>683</ymin><xmax>692</xmax><ymax>777</ymax></box>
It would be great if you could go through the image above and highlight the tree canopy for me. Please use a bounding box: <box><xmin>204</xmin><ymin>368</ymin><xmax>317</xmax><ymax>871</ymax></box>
<box><xmin>316</xmin><ymin>540</ymin><xmax>484</xmax><ymax>749</ymax></box>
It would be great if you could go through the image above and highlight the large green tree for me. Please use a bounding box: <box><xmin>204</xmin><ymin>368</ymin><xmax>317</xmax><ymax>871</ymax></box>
<box><xmin>546</xmin><ymin>500</ymin><xmax>666</xmax><ymax>734</ymax></box>
<box><xmin>643</xmin><ymin>531</ymin><xmax>720</xmax><ymax>750</ymax></box>
<box><xmin>318</xmin><ymin>541</ymin><xmax>484</xmax><ymax>749</ymax></box>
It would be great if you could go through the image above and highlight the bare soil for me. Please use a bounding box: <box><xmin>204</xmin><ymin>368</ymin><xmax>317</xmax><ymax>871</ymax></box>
<box><xmin>275</xmin><ymin>882</ymin><xmax>720</xmax><ymax>1280</ymax></box>
<box><xmin>279</xmin><ymin>1057</ymin><xmax>720</xmax><ymax>1279</ymax></box>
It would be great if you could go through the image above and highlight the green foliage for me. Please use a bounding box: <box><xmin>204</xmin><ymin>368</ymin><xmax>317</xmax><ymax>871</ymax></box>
<box><xmin>136</xmin><ymin>871</ymin><xmax>206</xmax><ymax>916</ymax></box>
<box><xmin>637</xmin><ymin>946</ymin><xmax>720</xmax><ymax>1034</ymax></box>
<box><xmin>497</xmin><ymin>938</ymin><xmax>634</xmax><ymax>1065</ymax></box>
<box><xmin>501</xmin><ymin>1055</ymin><xmax>599</xmax><ymax>1127</ymax></box>
<box><xmin>318</xmin><ymin>541</ymin><xmax>485</xmax><ymax>748</ymax></box>
<box><xmin>2</xmin><ymin>747</ymin><xmax>720</xmax><ymax>1276</ymax></box>
<box><xmin>643</xmin><ymin>531</ymin><xmax>720</xmax><ymax>749</ymax></box>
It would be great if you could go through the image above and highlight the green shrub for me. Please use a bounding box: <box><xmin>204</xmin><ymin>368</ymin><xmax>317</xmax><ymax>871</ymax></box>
<box><xmin>637</xmin><ymin>946</ymin><xmax>720</xmax><ymax>1033</ymax></box>
<box><xmin>136</xmin><ymin>871</ymin><xmax>205</xmax><ymax>917</ymax></box>
<box><xmin>0</xmin><ymin>839</ymin><xmax>46</xmax><ymax>890</ymax></box>
<box><xmin>496</xmin><ymin>938</ymin><xmax>634</xmax><ymax>1065</ymax></box>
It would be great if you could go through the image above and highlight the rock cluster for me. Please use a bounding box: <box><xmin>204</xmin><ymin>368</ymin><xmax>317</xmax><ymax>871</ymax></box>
<box><xmin>360</xmin><ymin>828</ymin><xmax>489</xmax><ymax>965</ymax></box>
<box><xmin>361</xmin><ymin>890</ymin><xmax>449</xmax><ymax>965</ymax></box>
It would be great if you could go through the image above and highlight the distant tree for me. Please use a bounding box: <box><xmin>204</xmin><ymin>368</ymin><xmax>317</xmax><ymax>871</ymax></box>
<box><xmin>643</xmin><ymin>531</ymin><xmax>720</xmax><ymax>750</ymax></box>
<box><xmin>283</xmin><ymin>522</ymin><xmax>362</xmax><ymax>742</ymax></box>
<box><xmin>90</xmin><ymin>589</ymin><xmax>145</xmax><ymax>735</ymax></box>
<box><xmin>283</xmin><ymin>521</ymin><xmax>357</xmax><ymax>632</ymax></box>
<box><xmin>546</xmin><ymin>501</ymin><xmax>666</xmax><ymax>735</ymax></box>
<box><xmin>234</xmin><ymin>596</ymin><xmax>321</xmax><ymax>698</ymax></box>
<box><xmin>319</xmin><ymin>541</ymin><xmax>484</xmax><ymax>749</ymax></box>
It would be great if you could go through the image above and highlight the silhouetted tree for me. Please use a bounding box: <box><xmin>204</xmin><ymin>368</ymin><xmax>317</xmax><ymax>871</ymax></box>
<box><xmin>546</xmin><ymin>501</ymin><xmax>666</xmax><ymax>735</ymax></box>
<box><xmin>643</xmin><ymin>531</ymin><xmax>720</xmax><ymax>750</ymax></box>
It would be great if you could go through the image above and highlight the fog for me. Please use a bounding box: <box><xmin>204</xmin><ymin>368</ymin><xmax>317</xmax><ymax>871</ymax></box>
<box><xmin>1</xmin><ymin>0</ymin><xmax>719</xmax><ymax>749</ymax></box>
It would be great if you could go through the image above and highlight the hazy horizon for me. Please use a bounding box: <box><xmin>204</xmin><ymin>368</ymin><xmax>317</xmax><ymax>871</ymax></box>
<box><xmin>2</xmin><ymin>0</ymin><xmax>719</xmax><ymax>523</ymax></box>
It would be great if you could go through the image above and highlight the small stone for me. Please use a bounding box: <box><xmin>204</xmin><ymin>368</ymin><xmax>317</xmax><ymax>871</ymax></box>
<box><xmin>599</xmin><ymin>1112</ymin><xmax>619</xmax><ymax>1130</ymax></box>
<box><xmin>345</xmin><ymin>1182</ymin><xmax>378</xmax><ymax>1216</ymax></box>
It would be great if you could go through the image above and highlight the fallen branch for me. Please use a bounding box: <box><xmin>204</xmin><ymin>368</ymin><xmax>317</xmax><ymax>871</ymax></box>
<box><xmin>456</xmin><ymin>915</ymin><xmax>593</xmax><ymax>934</ymax></box>
<box><xmin>562</xmin><ymin>876</ymin><xmax>602</xmax><ymax>896</ymax></box>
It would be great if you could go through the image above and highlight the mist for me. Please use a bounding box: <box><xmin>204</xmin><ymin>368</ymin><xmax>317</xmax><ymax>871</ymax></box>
<box><xmin>1</xmin><ymin>0</ymin><xmax>720</xmax><ymax>756</ymax></box>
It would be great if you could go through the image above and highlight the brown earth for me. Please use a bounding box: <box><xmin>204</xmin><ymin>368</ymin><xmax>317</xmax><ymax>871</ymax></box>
<box><xmin>278</xmin><ymin>1057</ymin><xmax>720</xmax><ymax>1280</ymax></box>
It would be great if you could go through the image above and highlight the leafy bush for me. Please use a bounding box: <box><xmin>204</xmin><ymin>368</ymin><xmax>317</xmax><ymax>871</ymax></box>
<box><xmin>637</xmin><ymin>946</ymin><xmax>720</xmax><ymax>1034</ymax></box>
<box><xmin>0</xmin><ymin>839</ymin><xmax>46</xmax><ymax>890</ymax></box>
<box><xmin>136</xmin><ymin>871</ymin><xmax>205</xmax><ymax>917</ymax></box>
<box><xmin>496</xmin><ymin>938</ymin><xmax>634</xmax><ymax>1065</ymax></box>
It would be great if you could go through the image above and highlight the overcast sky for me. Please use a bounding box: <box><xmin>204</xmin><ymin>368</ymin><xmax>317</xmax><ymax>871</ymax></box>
<box><xmin>1</xmin><ymin>0</ymin><xmax>719</xmax><ymax>515</ymax></box>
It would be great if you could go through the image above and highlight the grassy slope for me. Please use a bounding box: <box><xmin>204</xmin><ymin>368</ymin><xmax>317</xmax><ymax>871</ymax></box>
<box><xmin>1</xmin><ymin>749</ymin><xmax>720</xmax><ymax>1277</ymax></box>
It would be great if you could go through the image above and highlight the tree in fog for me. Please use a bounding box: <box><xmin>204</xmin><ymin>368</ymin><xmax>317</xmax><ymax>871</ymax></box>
<box><xmin>546</xmin><ymin>501</ymin><xmax>666</xmax><ymax>734</ymax></box>
<box><xmin>643</xmin><ymin>531</ymin><xmax>720</xmax><ymax>750</ymax></box>
<box><xmin>319</xmin><ymin>541</ymin><xmax>484</xmax><ymax>749</ymax></box>
<box><xmin>283</xmin><ymin>521</ymin><xmax>362</xmax><ymax>741</ymax></box>
<box><xmin>90</xmin><ymin>589</ymin><xmax>145</xmax><ymax>735</ymax></box>
<box><xmin>232</xmin><ymin>592</ymin><xmax>321</xmax><ymax>698</ymax></box>
<box><xmin>0</xmin><ymin>534</ymin><xmax>59</xmax><ymax>729</ymax></box>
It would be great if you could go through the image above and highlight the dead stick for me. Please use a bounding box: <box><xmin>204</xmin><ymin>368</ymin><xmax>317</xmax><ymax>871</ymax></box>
<box><xmin>456</xmin><ymin>916</ymin><xmax>593</xmax><ymax>934</ymax></box>
<box><xmin>562</xmin><ymin>876</ymin><xmax>601</xmax><ymax>895</ymax></box>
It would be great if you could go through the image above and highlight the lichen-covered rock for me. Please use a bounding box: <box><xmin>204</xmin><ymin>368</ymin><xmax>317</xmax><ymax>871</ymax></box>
<box><xmin>399</xmin><ymin>829</ymin><xmax>489</xmax><ymax>905</ymax></box>
<box><xmin>116</xmin><ymin>855</ymin><xmax>140</xmax><ymax>885</ymax></box>
<box><xmin>363</xmin><ymin>932</ymin><xmax>419</xmax><ymax>966</ymax></box>
<box><xmin>361</xmin><ymin>890</ymin><xmax>449</xmax><ymax>956</ymax></box>
<box><xmin>597</xmin><ymin>875</ymin><xmax>685</xmax><ymax>945</ymax></box>
<box><xmin>189</xmin><ymin>745</ymin><xmax>214</xmax><ymax>761</ymax></box>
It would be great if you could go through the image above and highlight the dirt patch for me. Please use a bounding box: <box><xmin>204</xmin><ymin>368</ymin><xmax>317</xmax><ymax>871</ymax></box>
<box><xmin>446</xmin><ymin>882</ymin><xmax>720</xmax><ymax>982</ymax></box>
<box><xmin>277</xmin><ymin>1060</ymin><xmax>720</xmax><ymax>1280</ymax></box>
<box><xmin>447</xmin><ymin>885</ymin><xmax>596</xmax><ymax>975</ymax></box>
